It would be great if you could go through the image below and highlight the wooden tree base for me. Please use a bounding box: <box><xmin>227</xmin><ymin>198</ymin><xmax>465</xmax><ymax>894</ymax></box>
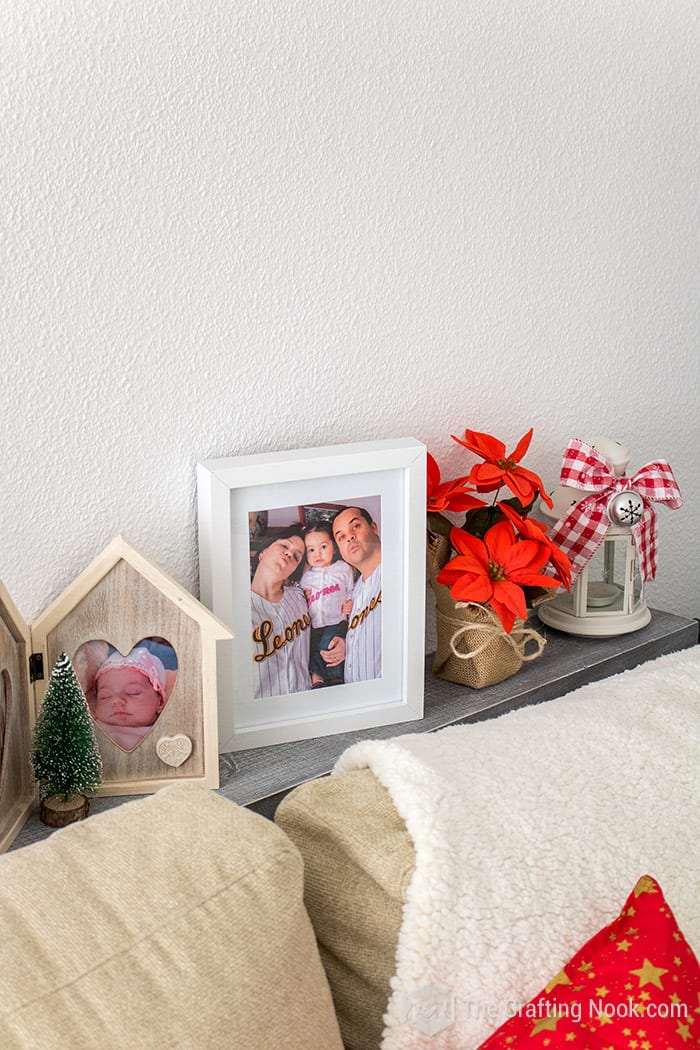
<box><xmin>40</xmin><ymin>793</ymin><xmax>90</xmax><ymax>828</ymax></box>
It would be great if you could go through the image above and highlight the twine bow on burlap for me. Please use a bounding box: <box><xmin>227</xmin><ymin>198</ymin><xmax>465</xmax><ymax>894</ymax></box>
<box><xmin>447</xmin><ymin>602</ymin><xmax>546</xmax><ymax>664</ymax></box>
<box><xmin>547</xmin><ymin>438</ymin><xmax>683</xmax><ymax>584</ymax></box>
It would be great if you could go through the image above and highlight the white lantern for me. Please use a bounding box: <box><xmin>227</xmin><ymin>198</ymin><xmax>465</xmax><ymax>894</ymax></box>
<box><xmin>538</xmin><ymin>436</ymin><xmax>651</xmax><ymax>637</ymax></box>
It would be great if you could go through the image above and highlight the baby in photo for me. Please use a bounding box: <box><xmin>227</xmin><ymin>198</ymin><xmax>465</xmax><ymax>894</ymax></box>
<box><xmin>93</xmin><ymin>648</ymin><xmax>167</xmax><ymax>751</ymax></box>
<box><xmin>300</xmin><ymin>524</ymin><xmax>354</xmax><ymax>687</ymax></box>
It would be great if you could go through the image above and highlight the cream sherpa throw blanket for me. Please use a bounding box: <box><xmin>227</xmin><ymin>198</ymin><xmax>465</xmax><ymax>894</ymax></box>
<box><xmin>335</xmin><ymin>647</ymin><xmax>700</xmax><ymax>1050</ymax></box>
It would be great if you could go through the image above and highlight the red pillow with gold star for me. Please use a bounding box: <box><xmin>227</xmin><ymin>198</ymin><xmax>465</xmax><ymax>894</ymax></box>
<box><xmin>477</xmin><ymin>875</ymin><xmax>700</xmax><ymax>1048</ymax></box>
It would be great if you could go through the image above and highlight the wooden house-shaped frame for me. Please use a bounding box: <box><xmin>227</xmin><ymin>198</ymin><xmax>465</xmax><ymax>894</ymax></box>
<box><xmin>0</xmin><ymin>535</ymin><xmax>233</xmax><ymax>849</ymax></box>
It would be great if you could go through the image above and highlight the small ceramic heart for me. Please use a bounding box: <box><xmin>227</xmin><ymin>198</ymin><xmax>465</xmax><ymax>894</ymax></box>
<box><xmin>73</xmin><ymin>637</ymin><xmax>178</xmax><ymax>753</ymax></box>
<box><xmin>156</xmin><ymin>733</ymin><xmax>192</xmax><ymax>768</ymax></box>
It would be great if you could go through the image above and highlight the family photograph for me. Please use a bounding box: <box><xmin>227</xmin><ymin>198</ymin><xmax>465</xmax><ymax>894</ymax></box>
<box><xmin>249</xmin><ymin>498</ymin><xmax>382</xmax><ymax>700</ymax></box>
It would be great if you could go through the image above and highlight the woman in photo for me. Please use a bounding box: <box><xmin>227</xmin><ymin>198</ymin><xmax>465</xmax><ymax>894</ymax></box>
<box><xmin>250</xmin><ymin>526</ymin><xmax>313</xmax><ymax>699</ymax></box>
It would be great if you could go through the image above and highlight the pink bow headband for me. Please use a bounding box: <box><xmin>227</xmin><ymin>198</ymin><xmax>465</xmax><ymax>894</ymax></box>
<box><xmin>548</xmin><ymin>438</ymin><xmax>682</xmax><ymax>583</ymax></box>
<box><xmin>95</xmin><ymin>648</ymin><xmax>167</xmax><ymax>698</ymax></box>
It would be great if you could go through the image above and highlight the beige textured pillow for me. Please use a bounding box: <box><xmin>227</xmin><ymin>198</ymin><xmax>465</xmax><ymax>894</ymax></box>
<box><xmin>0</xmin><ymin>783</ymin><xmax>343</xmax><ymax>1050</ymax></box>
<box><xmin>276</xmin><ymin>768</ymin><xmax>415</xmax><ymax>1050</ymax></box>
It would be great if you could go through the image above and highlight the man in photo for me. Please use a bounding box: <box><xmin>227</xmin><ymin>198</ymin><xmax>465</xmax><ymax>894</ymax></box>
<box><xmin>326</xmin><ymin>505</ymin><xmax>382</xmax><ymax>683</ymax></box>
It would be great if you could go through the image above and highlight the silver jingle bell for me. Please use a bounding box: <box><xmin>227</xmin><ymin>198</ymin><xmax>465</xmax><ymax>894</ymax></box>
<box><xmin>607</xmin><ymin>489</ymin><xmax>644</xmax><ymax>527</ymax></box>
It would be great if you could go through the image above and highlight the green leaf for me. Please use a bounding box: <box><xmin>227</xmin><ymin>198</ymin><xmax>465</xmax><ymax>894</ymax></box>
<box><xmin>461</xmin><ymin>505</ymin><xmax>502</xmax><ymax>539</ymax></box>
<box><xmin>427</xmin><ymin>511</ymin><xmax>453</xmax><ymax>539</ymax></box>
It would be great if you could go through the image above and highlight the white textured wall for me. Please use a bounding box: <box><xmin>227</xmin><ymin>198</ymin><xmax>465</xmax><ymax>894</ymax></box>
<box><xmin>1</xmin><ymin>1</ymin><xmax>698</xmax><ymax>630</ymax></box>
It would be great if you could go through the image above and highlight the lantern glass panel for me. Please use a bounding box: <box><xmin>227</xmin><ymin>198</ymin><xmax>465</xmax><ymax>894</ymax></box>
<box><xmin>581</xmin><ymin>533</ymin><xmax>641</xmax><ymax>615</ymax></box>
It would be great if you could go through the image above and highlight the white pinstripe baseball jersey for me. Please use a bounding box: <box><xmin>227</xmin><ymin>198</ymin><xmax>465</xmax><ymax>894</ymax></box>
<box><xmin>251</xmin><ymin>585</ymin><xmax>312</xmax><ymax>699</ymax></box>
<box><xmin>344</xmin><ymin>563</ymin><xmax>382</xmax><ymax>683</ymax></box>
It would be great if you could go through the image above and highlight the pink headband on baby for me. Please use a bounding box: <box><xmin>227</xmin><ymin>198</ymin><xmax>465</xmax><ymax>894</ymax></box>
<box><xmin>94</xmin><ymin>648</ymin><xmax>167</xmax><ymax>698</ymax></box>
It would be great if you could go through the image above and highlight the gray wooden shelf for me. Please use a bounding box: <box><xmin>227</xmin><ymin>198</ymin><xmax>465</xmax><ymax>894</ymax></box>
<box><xmin>226</xmin><ymin>608</ymin><xmax>697</xmax><ymax>815</ymax></box>
<box><xmin>9</xmin><ymin>608</ymin><xmax>697</xmax><ymax>848</ymax></box>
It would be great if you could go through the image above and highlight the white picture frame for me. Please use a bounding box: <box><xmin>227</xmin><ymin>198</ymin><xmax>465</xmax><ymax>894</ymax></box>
<box><xmin>197</xmin><ymin>438</ymin><xmax>426</xmax><ymax>751</ymax></box>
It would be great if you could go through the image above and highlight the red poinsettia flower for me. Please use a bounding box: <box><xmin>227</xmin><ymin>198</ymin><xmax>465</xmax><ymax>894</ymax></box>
<box><xmin>497</xmin><ymin>501</ymin><xmax>572</xmax><ymax>589</ymax></box>
<box><xmin>451</xmin><ymin>428</ymin><xmax>553</xmax><ymax>509</ymax></box>
<box><xmin>426</xmin><ymin>453</ymin><xmax>485</xmax><ymax>514</ymax></box>
<box><xmin>437</xmin><ymin>519</ymin><xmax>562</xmax><ymax>633</ymax></box>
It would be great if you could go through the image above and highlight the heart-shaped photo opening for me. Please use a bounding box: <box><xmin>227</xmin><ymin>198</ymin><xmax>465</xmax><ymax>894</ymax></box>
<box><xmin>73</xmin><ymin>638</ymin><xmax>178</xmax><ymax>753</ymax></box>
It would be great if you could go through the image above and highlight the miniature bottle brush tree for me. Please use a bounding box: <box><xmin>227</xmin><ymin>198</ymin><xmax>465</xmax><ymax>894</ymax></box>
<box><xmin>31</xmin><ymin>651</ymin><xmax>103</xmax><ymax>827</ymax></box>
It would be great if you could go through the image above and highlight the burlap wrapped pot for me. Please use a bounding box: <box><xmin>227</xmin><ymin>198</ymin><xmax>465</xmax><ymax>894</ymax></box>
<box><xmin>427</xmin><ymin>533</ymin><xmax>546</xmax><ymax>689</ymax></box>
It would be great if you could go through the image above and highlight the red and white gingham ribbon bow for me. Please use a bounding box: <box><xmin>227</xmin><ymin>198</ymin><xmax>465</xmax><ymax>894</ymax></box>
<box><xmin>548</xmin><ymin>438</ymin><xmax>682</xmax><ymax>583</ymax></box>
